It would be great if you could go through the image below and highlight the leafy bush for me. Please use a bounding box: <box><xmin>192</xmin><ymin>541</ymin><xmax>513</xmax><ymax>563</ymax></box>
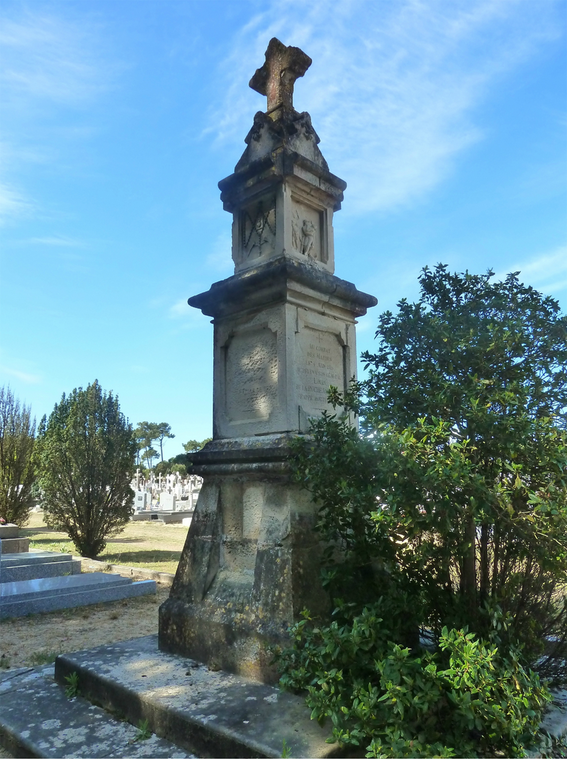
<box><xmin>276</xmin><ymin>605</ymin><xmax>550</xmax><ymax>757</ymax></box>
<box><xmin>0</xmin><ymin>386</ymin><xmax>36</xmax><ymax>526</ymax></box>
<box><xmin>290</xmin><ymin>266</ymin><xmax>567</xmax><ymax>681</ymax></box>
<box><xmin>37</xmin><ymin>380</ymin><xmax>136</xmax><ymax>558</ymax></box>
<box><xmin>277</xmin><ymin>266</ymin><xmax>567</xmax><ymax>755</ymax></box>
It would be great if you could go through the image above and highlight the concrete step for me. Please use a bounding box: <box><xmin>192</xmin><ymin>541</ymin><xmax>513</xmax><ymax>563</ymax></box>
<box><xmin>0</xmin><ymin>553</ymin><xmax>81</xmax><ymax>583</ymax></box>
<box><xmin>0</xmin><ymin>574</ymin><xmax>156</xmax><ymax>620</ymax></box>
<box><xmin>3</xmin><ymin>637</ymin><xmax>564</xmax><ymax>758</ymax></box>
<box><xmin>0</xmin><ymin>665</ymin><xmax>194</xmax><ymax>758</ymax></box>
<box><xmin>53</xmin><ymin>635</ymin><xmax>337</xmax><ymax>758</ymax></box>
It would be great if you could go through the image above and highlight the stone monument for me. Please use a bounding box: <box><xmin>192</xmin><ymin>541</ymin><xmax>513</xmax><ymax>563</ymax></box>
<box><xmin>158</xmin><ymin>38</ymin><xmax>377</xmax><ymax>683</ymax></box>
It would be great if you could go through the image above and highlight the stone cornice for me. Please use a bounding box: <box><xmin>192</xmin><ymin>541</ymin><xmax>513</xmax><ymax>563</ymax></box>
<box><xmin>188</xmin><ymin>256</ymin><xmax>377</xmax><ymax>319</ymax></box>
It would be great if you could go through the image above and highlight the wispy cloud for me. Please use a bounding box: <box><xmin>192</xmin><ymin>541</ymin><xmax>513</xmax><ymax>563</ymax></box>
<box><xmin>211</xmin><ymin>0</ymin><xmax>561</xmax><ymax>213</ymax></box>
<box><xmin>27</xmin><ymin>235</ymin><xmax>84</xmax><ymax>247</ymax></box>
<box><xmin>0</xmin><ymin>10</ymin><xmax>108</xmax><ymax>108</ymax></box>
<box><xmin>0</xmin><ymin>365</ymin><xmax>41</xmax><ymax>384</ymax></box>
<box><xmin>0</xmin><ymin>6</ymin><xmax>118</xmax><ymax>225</ymax></box>
<box><xmin>169</xmin><ymin>298</ymin><xmax>192</xmax><ymax>318</ymax></box>
<box><xmin>168</xmin><ymin>297</ymin><xmax>211</xmax><ymax>334</ymax></box>
<box><xmin>496</xmin><ymin>245</ymin><xmax>567</xmax><ymax>296</ymax></box>
<box><xmin>0</xmin><ymin>181</ymin><xmax>31</xmax><ymax>224</ymax></box>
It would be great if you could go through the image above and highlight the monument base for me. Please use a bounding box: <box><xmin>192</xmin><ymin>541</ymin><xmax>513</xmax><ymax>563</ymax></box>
<box><xmin>52</xmin><ymin>635</ymin><xmax>338</xmax><ymax>758</ymax></box>
<box><xmin>159</xmin><ymin>435</ymin><xmax>330</xmax><ymax>684</ymax></box>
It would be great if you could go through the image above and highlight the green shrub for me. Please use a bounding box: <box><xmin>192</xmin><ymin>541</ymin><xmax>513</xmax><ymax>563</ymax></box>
<box><xmin>278</xmin><ymin>266</ymin><xmax>567</xmax><ymax>755</ymax></box>
<box><xmin>37</xmin><ymin>380</ymin><xmax>136</xmax><ymax>558</ymax></box>
<box><xmin>0</xmin><ymin>386</ymin><xmax>36</xmax><ymax>526</ymax></box>
<box><xmin>276</xmin><ymin>606</ymin><xmax>550</xmax><ymax>757</ymax></box>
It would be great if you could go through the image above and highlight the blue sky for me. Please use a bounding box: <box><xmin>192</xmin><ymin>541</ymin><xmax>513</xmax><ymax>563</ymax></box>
<box><xmin>1</xmin><ymin>0</ymin><xmax>566</xmax><ymax>460</ymax></box>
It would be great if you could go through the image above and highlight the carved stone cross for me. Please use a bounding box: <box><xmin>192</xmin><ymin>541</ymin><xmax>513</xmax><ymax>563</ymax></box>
<box><xmin>249</xmin><ymin>38</ymin><xmax>312</xmax><ymax>113</ymax></box>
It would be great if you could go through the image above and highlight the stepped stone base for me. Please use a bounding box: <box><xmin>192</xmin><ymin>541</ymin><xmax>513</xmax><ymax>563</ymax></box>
<box><xmin>0</xmin><ymin>665</ymin><xmax>193</xmax><ymax>758</ymax></box>
<box><xmin>0</xmin><ymin>551</ymin><xmax>81</xmax><ymax>583</ymax></box>
<box><xmin>53</xmin><ymin>635</ymin><xmax>338</xmax><ymax>758</ymax></box>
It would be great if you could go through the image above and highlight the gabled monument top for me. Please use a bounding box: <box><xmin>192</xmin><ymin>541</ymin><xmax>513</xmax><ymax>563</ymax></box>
<box><xmin>249</xmin><ymin>38</ymin><xmax>312</xmax><ymax>115</ymax></box>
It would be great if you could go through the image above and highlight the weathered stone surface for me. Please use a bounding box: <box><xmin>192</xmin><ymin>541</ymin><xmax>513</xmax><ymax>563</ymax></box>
<box><xmin>160</xmin><ymin>38</ymin><xmax>377</xmax><ymax>683</ymax></box>
<box><xmin>54</xmin><ymin>635</ymin><xmax>339</xmax><ymax>758</ymax></box>
<box><xmin>189</xmin><ymin>258</ymin><xmax>376</xmax><ymax>440</ymax></box>
<box><xmin>220</xmin><ymin>134</ymin><xmax>345</xmax><ymax>275</ymax></box>
<box><xmin>0</xmin><ymin>663</ymin><xmax>193</xmax><ymax>758</ymax></box>
<box><xmin>219</xmin><ymin>38</ymin><xmax>347</xmax><ymax>278</ymax></box>
<box><xmin>249</xmin><ymin>37</ymin><xmax>312</xmax><ymax>115</ymax></box>
<box><xmin>159</xmin><ymin>441</ymin><xmax>330</xmax><ymax>683</ymax></box>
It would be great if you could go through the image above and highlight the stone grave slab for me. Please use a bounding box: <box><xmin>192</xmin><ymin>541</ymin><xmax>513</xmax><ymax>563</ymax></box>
<box><xmin>0</xmin><ymin>572</ymin><xmax>156</xmax><ymax>619</ymax></box>
<box><xmin>0</xmin><ymin>551</ymin><xmax>81</xmax><ymax>583</ymax></box>
<box><xmin>0</xmin><ymin>525</ymin><xmax>19</xmax><ymax>539</ymax></box>
<box><xmin>0</xmin><ymin>523</ymin><xmax>30</xmax><ymax>553</ymax></box>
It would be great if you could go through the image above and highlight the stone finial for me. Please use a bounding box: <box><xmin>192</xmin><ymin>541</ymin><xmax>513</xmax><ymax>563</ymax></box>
<box><xmin>249</xmin><ymin>38</ymin><xmax>312</xmax><ymax>114</ymax></box>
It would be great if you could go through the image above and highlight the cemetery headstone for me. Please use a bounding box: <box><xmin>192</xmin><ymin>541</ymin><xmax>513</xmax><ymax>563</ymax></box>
<box><xmin>158</xmin><ymin>38</ymin><xmax>377</xmax><ymax>683</ymax></box>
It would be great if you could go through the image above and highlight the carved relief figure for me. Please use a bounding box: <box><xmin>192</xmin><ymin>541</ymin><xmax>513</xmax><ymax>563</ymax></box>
<box><xmin>301</xmin><ymin>219</ymin><xmax>315</xmax><ymax>257</ymax></box>
<box><xmin>291</xmin><ymin>210</ymin><xmax>301</xmax><ymax>251</ymax></box>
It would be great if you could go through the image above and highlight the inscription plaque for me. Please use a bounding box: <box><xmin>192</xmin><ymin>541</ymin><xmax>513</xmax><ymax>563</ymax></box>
<box><xmin>296</xmin><ymin>327</ymin><xmax>344</xmax><ymax>415</ymax></box>
<box><xmin>225</xmin><ymin>328</ymin><xmax>278</xmax><ymax>423</ymax></box>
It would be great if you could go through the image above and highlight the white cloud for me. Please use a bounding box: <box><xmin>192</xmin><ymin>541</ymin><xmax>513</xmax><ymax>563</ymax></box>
<box><xmin>0</xmin><ymin>11</ymin><xmax>108</xmax><ymax>108</ymax></box>
<box><xmin>0</xmin><ymin>7</ymin><xmax>118</xmax><ymax>225</ymax></box>
<box><xmin>169</xmin><ymin>298</ymin><xmax>191</xmax><ymax>318</ymax></box>
<box><xmin>27</xmin><ymin>236</ymin><xmax>84</xmax><ymax>247</ymax></box>
<box><xmin>0</xmin><ymin>365</ymin><xmax>41</xmax><ymax>384</ymax></box>
<box><xmin>211</xmin><ymin>0</ymin><xmax>561</xmax><ymax>213</ymax></box>
<box><xmin>0</xmin><ymin>181</ymin><xmax>31</xmax><ymax>225</ymax></box>
<box><xmin>496</xmin><ymin>245</ymin><xmax>567</xmax><ymax>296</ymax></box>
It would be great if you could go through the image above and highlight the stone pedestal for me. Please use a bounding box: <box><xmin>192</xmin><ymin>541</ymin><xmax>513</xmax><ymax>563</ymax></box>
<box><xmin>159</xmin><ymin>437</ymin><xmax>328</xmax><ymax>682</ymax></box>
<box><xmin>159</xmin><ymin>38</ymin><xmax>377</xmax><ymax>683</ymax></box>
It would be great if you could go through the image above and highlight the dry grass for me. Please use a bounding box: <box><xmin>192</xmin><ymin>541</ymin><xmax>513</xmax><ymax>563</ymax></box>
<box><xmin>21</xmin><ymin>512</ymin><xmax>189</xmax><ymax>574</ymax></box>
<box><xmin>0</xmin><ymin>585</ymin><xmax>171</xmax><ymax>670</ymax></box>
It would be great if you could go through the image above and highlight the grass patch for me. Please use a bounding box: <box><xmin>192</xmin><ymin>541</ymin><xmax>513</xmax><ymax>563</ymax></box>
<box><xmin>29</xmin><ymin>651</ymin><xmax>60</xmax><ymax>666</ymax></box>
<box><xmin>23</xmin><ymin>512</ymin><xmax>189</xmax><ymax>575</ymax></box>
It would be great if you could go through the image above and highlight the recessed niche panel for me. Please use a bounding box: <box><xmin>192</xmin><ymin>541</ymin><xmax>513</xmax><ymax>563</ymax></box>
<box><xmin>295</xmin><ymin>326</ymin><xmax>345</xmax><ymax>416</ymax></box>
<box><xmin>239</xmin><ymin>198</ymin><xmax>276</xmax><ymax>262</ymax></box>
<box><xmin>225</xmin><ymin>327</ymin><xmax>278</xmax><ymax>423</ymax></box>
<box><xmin>290</xmin><ymin>200</ymin><xmax>324</xmax><ymax>263</ymax></box>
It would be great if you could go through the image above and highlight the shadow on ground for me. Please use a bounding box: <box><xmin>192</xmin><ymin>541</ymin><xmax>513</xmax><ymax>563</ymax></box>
<box><xmin>100</xmin><ymin>550</ymin><xmax>181</xmax><ymax>565</ymax></box>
